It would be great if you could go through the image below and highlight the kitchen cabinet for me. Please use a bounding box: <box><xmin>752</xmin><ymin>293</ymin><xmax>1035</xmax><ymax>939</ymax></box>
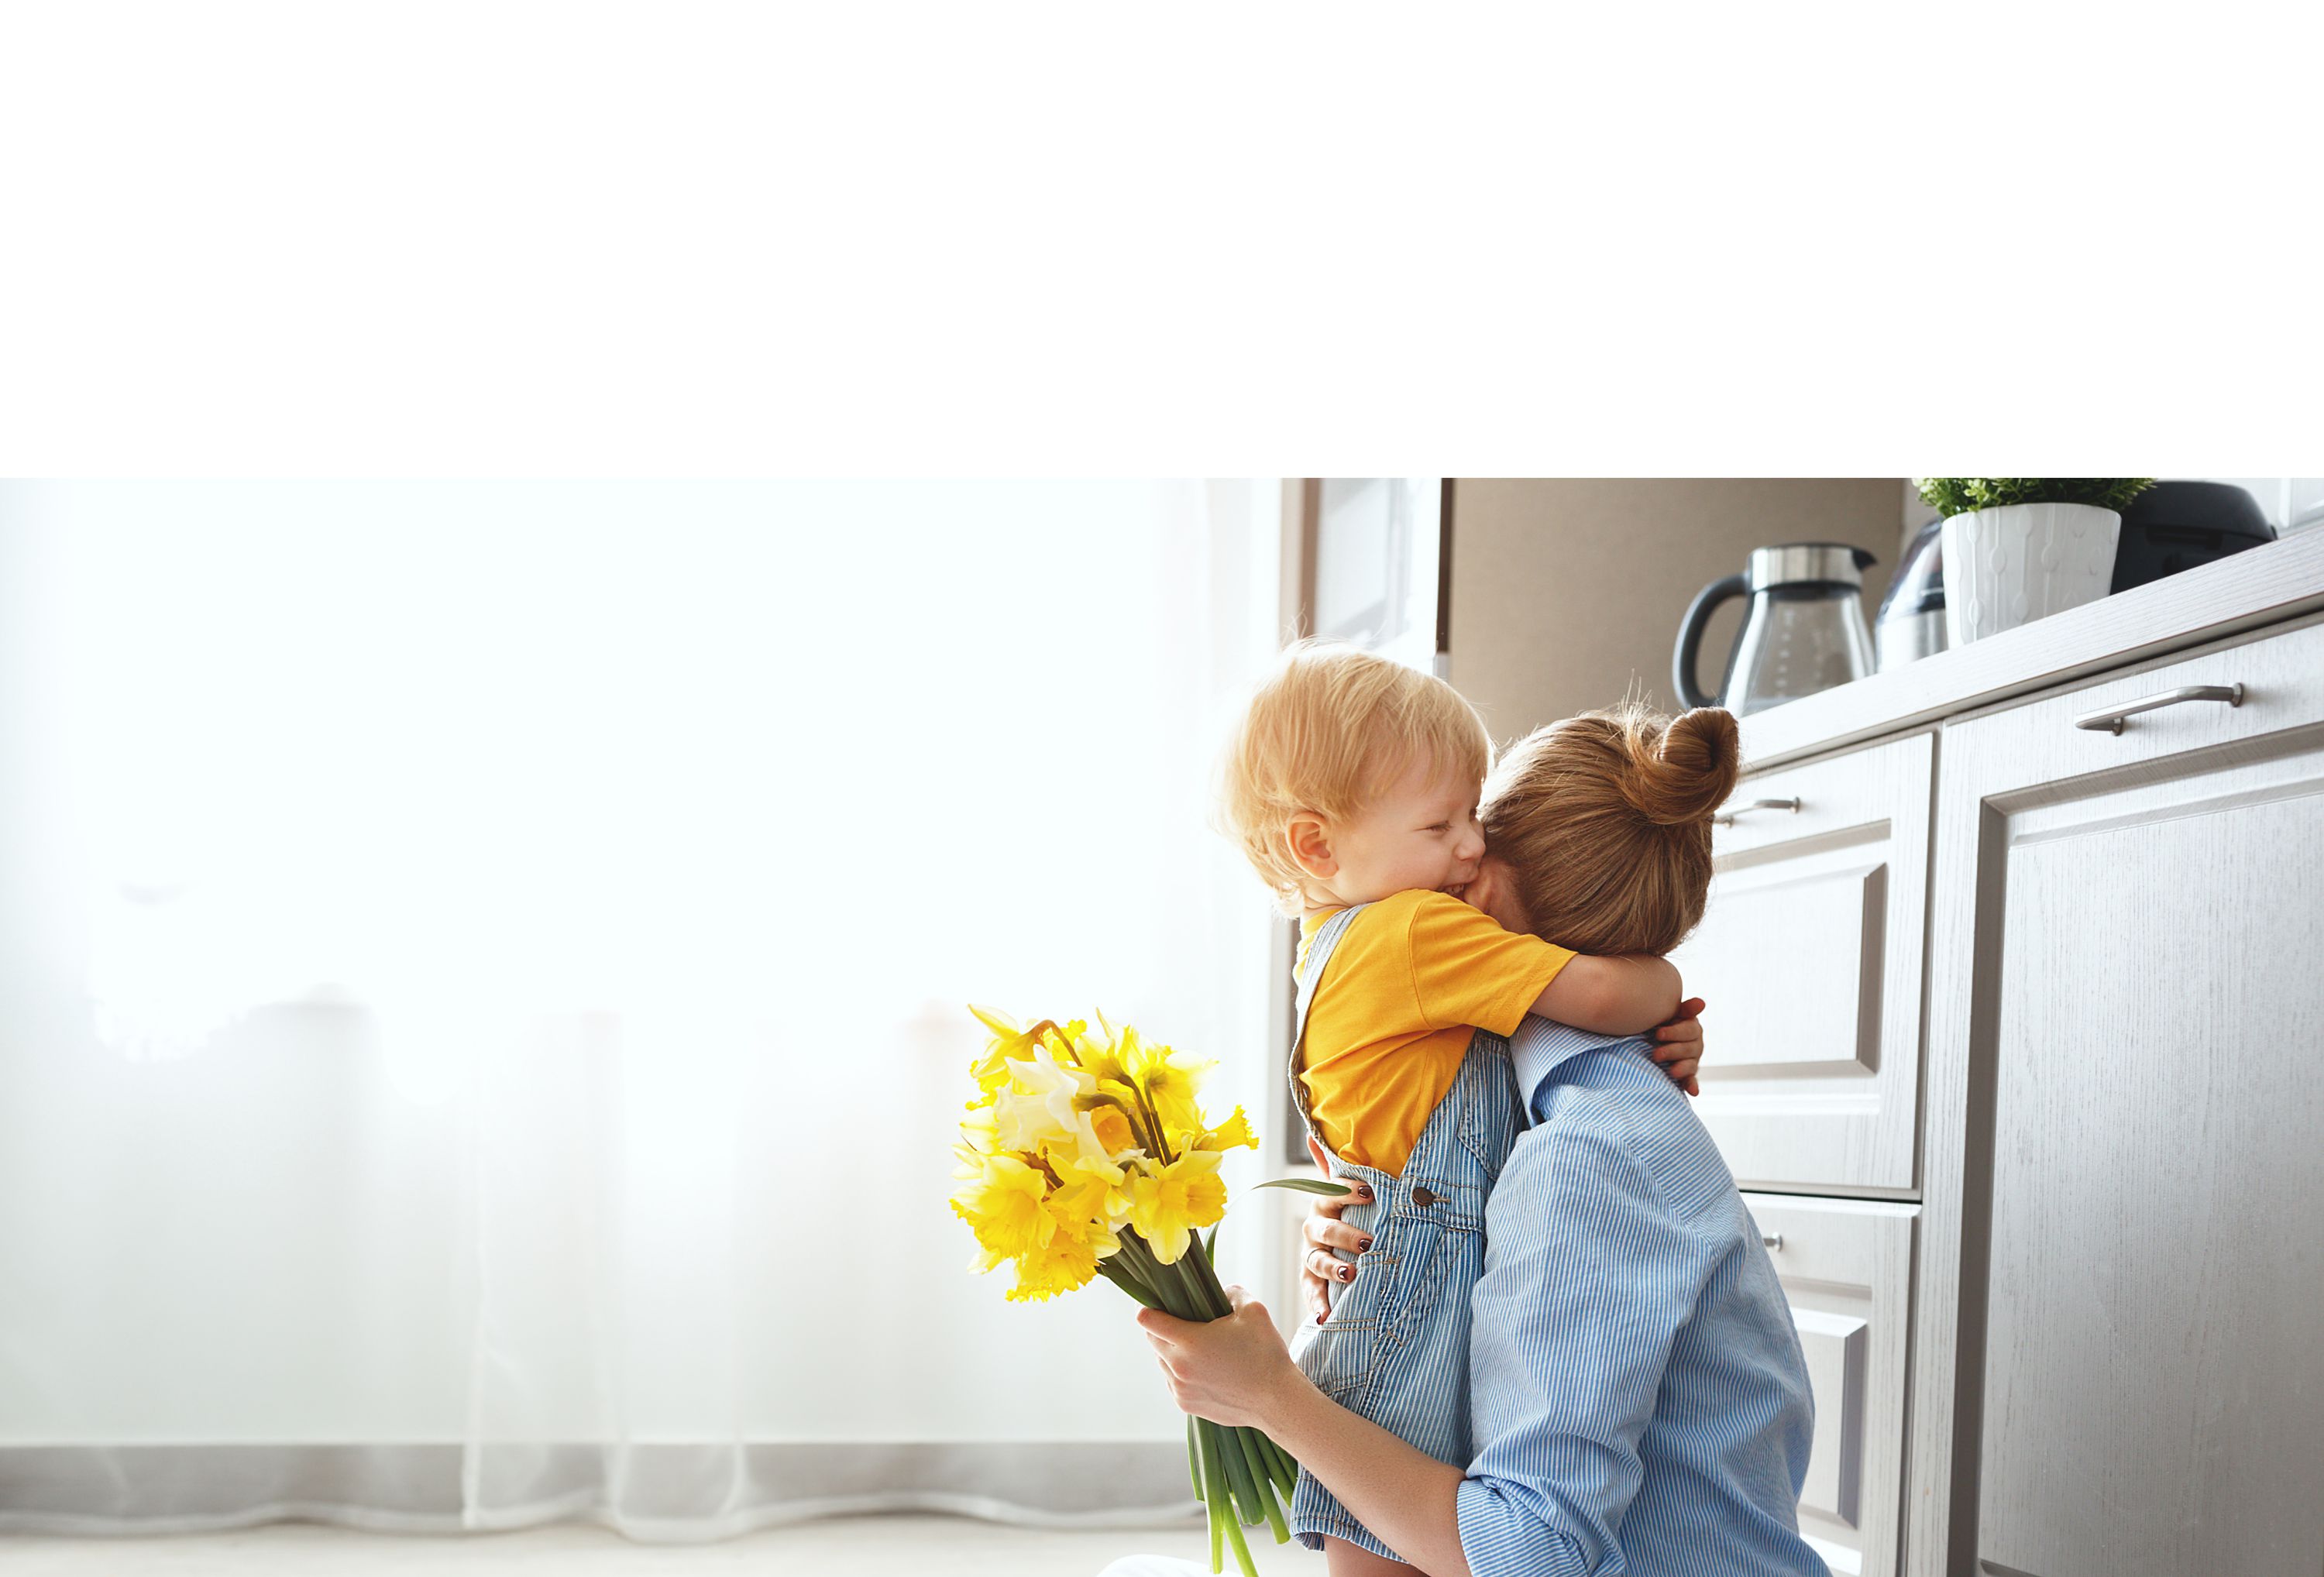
<box><xmin>1270</xmin><ymin>501</ymin><xmax>2324</xmax><ymax>1573</ymax></box>
<box><xmin>1673</xmin><ymin>732</ymin><xmax>1934</xmax><ymax>1197</ymax></box>
<box><xmin>1559</xmin><ymin>528</ymin><xmax>2324</xmax><ymax>1573</ymax></box>
<box><xmin>1741</xmin><ymin>1194</ymin><xmax>1917</xmax><ymax>1577</ymax></box>
<box><xmin>1903</xmin><ymin>612</ymin><xmax>2324</xmax><ymax>1577</ymax></box>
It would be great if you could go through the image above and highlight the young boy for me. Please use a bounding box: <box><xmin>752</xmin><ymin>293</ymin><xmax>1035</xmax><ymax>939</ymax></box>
<box><xmin>1215</xmin><ymin>640</ymin><xmax>1701</xmax><ymax>1575</ymax></box>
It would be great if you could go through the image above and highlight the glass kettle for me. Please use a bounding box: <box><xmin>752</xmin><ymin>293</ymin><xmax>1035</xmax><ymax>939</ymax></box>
<box><xmin>1672</xmin><ymin>543</ymin><xmax>1876</xmax><ymax>715</ymax></box>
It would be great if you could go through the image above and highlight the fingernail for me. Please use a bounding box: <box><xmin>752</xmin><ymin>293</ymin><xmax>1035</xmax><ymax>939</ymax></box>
<box><xmin>1339</xmin><ymin>1266</ymin><xmax>1353</xmax><ymax>1282</ymax></box>
<box><xmin>1357</xmin><ymin>1237</ymin><xmax>1373</xmax><ymax>1251</ymax></box>
<box><xmin>1355</xmin><ymin>1186</ymin><xmax>1373</xmax><ymax>1199</ymax></box>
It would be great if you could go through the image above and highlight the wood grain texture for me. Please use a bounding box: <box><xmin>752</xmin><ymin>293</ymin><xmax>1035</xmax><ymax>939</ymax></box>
<box><xmin>1677</xmin><ymin>731</ymin><xmax>1935</xmax><ymax>1196</ymax></box>
<box><xmin>1740</xmin><ymin>529</ymin><xmax>2324</xmax><ymax>772</ymax></box>
<box><xmin>1978</xmin><ymin>788</ymin><xmax>2324</xmax><ymax>1575</ymax></box>
<box><xmin>1742</xmin><ymin>1194</ymin><xmax>1918</xmax><ymax>1577</ymax></box>
<box><xmin>1903</xmin><ymin>611</ymin><xmax>2324</xmax><ymax>1577</ymax></box>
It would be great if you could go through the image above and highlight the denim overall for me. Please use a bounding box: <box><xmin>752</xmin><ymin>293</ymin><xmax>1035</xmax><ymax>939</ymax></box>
<box><xmin>1285</xmin><ymin>902</ymin><xmax>1523</xmax><ymax>1561</ymax></box>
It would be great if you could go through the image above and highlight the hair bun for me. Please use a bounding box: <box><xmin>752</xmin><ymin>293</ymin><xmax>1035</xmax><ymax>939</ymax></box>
<box><xmin>1624</xmin><ymin>706</ymin><xmax>1740</xmax><ymax>826</ymax></box>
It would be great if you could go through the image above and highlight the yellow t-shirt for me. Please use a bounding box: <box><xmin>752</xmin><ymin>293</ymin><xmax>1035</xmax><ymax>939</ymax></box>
<box><xmin>1296</xmin><ymin>888</ymin><xmax>1576</xmax><ymax>1177</ymax></box>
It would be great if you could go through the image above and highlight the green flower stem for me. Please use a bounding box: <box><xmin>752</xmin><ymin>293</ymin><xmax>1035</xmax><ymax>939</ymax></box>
<box><xmin>1106</xmin><ymin>1245</ymin><xmax>1170</xmax><ymax>1309</ymax></box>
<box><xmin>1202</xmin><ymin>1421</ymin><xmax>1259</xmax><ymax>1577</ymax></box>
<box><xmin>1118</xmin><ymin>1235</ymin><xmax>1204</xmax><ymax>1321</ymax></box>
<box><xmin>1181</xmin><ymin>1228</ymin><xmax>1236</xmax><ymax>1319</ymax></box>
<box><xmin>1148</xmin><ymin>1233</ymin><xmax>1305</xmax><ymax>1516</ymax></box>
<box><xmin>1120</xmin><ymin>1232</ymin><xmax>1224</xmax><ymax>1323</ymax></box>
<box><xmin>1233</xmin><ymin>1426</ymin><xmax>1291</xmax><ymax>1543</ymax></box>
<box><xmin>1096</xmin><ymin>1261</ymin><xmax>1164</xmax><ymax>1310</ymax></box>
<box><xmin>1214</xmin><ymin>1417</ymin><xmax>1264</xmax><ymax>1528</ymax></box>
<box><xmin>1135</xmin><ymin>1084</ymin><xmax>1177</xmax><ymax>1166</ymax></box>
<box><xmin>1261</xmin><ymin>1434</ymin><xmax>1299</xmax><ymax>1496</ymax></box>
<box><xmin>1199</xmin><ymin>1423</ymin><xmax>1229</xmax><ymax>1573</ymax></box>
<box><xmin>1117</xmin><ymin>1232</ymin><xmax>1279</xmax><ymax>1568</ymax></box>
<box><xmin>1175</xmin><ymin>1253</ymin><xmax>1229</xmax><ymax>1321</ymax></box>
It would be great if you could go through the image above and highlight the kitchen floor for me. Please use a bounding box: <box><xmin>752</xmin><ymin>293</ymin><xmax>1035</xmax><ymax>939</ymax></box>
<box><xmin>0</xmin><ymin>1514</ymin><xmax>1318</xmax><ymax>1575</ymax></box>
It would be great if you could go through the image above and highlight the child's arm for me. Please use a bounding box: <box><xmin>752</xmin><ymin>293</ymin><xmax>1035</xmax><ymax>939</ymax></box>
<box><xmin>1530</xmin><ymin>953</ymin><xmax>1682</xmax><ymax>1037</ymax></box>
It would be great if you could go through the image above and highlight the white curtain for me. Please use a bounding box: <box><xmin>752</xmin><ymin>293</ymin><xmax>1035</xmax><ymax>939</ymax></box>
<box><xmin>0</xmin><ymin>480</ymin><xmax>1284</xmax><ymax>1539</ymax></box>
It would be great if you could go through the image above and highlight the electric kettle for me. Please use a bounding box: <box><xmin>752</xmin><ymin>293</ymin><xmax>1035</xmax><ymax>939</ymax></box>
<box><xmin>1875</xmin><ymin>517</ymin><xmax>1946</xmax><ymax>672</ymax></box>
<box><xmin>1673</xmin><ymin>543</ymin><xmax>1877</xmax><ymax>715</ymax></box>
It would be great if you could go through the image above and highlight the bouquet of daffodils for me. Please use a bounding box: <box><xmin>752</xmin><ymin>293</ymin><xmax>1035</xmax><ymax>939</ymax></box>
<box><xmin>949</xmin><ymin>1005</ymin><xmax>1346</xmax><ymax>1577</ymax></box>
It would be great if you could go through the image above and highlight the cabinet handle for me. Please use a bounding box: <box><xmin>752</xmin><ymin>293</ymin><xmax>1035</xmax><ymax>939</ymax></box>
<box><xmin>1714</xmin><ymin>797</ymin><xmax>1800</xmax><ymax>826</ymax></box>
<box><xmin>2072</xmin><ymin>682</ymin><xmax>2245</xmax><ymax>736</ymax></box>
<box><xmin>1761</xmin><ymin>1232</ymin><xmax>1784</xmax><ymax>1251</ymax></box>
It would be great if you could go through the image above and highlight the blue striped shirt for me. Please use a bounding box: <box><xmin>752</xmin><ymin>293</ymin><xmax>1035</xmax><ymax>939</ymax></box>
<box><xmin>1456</xmin><ymin>1021</ymin><xmax>1828</xmax><ymax>1577</ymax></box>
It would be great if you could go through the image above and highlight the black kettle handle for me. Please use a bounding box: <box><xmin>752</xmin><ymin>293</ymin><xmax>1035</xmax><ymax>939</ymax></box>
<box><xmin>1673</xmin><ymin>573</ymin><xmax>1749</xmax><ymax>709</ymax></box>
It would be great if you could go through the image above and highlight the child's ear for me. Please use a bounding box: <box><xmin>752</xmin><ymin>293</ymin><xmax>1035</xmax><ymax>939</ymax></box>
<box><xmin>1285</xmin><ymin>813</ymin><xmax>1337</xmax><ymax>879</ymax></box>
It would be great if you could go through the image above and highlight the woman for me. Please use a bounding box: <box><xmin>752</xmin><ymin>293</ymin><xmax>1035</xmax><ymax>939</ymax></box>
<box><xmin>1112</xmin><ymin>705</ymin><xmax>1827</xmax><ymax>1577</ymax></box>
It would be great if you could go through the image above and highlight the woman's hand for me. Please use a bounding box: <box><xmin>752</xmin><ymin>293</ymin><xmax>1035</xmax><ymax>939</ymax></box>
<box><xmin>1648</xmin><ymin>995</ymin><xmax>1706</xmax><ymax>1096</ymax></box>
<box><xmin>1299</xmin><ymin>1187</ymin><xmax>1373</xmax><ymax>1321</ymax></box>
<box><xmin>1136</xmin><ymin>1286</ymin><xmax>1305</xmax><ymax>1433</ymax></box>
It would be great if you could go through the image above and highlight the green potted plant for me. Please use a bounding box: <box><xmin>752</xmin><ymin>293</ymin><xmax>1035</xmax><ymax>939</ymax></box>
<box><xmin>1912</xmin><ymin>479</ymin><xmax>2155</xmax><ymax>645</ymax></box>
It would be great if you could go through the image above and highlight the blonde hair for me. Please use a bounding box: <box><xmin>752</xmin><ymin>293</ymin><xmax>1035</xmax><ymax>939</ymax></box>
<box><xmin>1215</xmin><ymin>639</ymin><xmax>1493</xmax><ymax>916</ymax></box>
<box><xmin>1479</xmin><ymin>702</ymin><xmax>1740</xmax><ymax>956</ymax></box>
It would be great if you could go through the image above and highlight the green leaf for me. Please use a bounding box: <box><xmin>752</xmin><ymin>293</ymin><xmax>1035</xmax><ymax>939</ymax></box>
<box><xmin>1913</xmin><ymin>477</ymin><xmax>2155</xmax><ymax>517</ymax></box>
<box><xmin>1095</xmin><ymin>1260</ymin><xmax>1164</xmax><ymax>1311</ymax></box>
<box><xmin>1250</xmin><ymin>1177</ymin><xmax>1356</xmax><ymax>1197</ymax></box>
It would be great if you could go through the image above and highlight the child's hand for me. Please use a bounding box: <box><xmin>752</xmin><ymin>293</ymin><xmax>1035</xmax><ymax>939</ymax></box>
<box><xmin>1649</xmin><ymin>996</ymin><xmax>1706</xmax><ymax>1096</ymax></box>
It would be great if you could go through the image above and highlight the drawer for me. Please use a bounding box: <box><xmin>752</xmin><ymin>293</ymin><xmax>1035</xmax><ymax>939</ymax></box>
<box><xmin>1741</xmin><ymin>1194</ymin><xmax>1917</xmax><ymax>1577</ymax></box>
<box><xmin>1673</xmin><ymin>730</ymin><xmax>1934</xmax><ymax>1194</ymax></box>
<box><xmin>1954</xmin><ymin>606</ymin><xmax>2324</xmax><ymax>779</ymax></box>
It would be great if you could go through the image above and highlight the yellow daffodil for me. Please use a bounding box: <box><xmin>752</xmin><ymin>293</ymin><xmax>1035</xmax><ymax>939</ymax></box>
<box><xmin>994</xmin><ymin>1043</ymin><xmax>1097</xmax><ymax>1153</ymax></box>
<box><xmin>1192</xmin><ymin>1105</ymin><xmax>1259</xmax><ymax>1154</ymax></box>
<box><xmin>1040</xmin><ymin>1110</ymin><xmax>1129</xmax><ymax>1187</ymax></box>
<box><xmin>955</xmin><ymin>1005</ymin><xmax>1303</xmax><ymax>1574</ymax></box>
<box><xmin>951</xmin><ymin>1104</ymin><xmax>1002</xmax><ymax>1178</ymax></box>
<box><xmin>967</xmin><ymin>1004</ymin><xmax>1051</xmax><ymax>1096</ymax></box>
<box><xmin>1007</xmin><ymin>1221</ymin><xmax>1102</xmax><ymax>1303</ymax></box>
<box><xmin>1129</xmin><ymin>1150</ymin><xmax>1229</xmax><ymax>1265</ymax></box>
<box><xmin>1087</xmin><ymin>1102</ymin><xmax>1140</xmax><ymax>1158</ymax></box>
<box><xmin>1124</xmin><ymin>1033</ymin><xmax>1219</xmax><ymax>1142</ymax></box>
<box><xmin>1071</xmin><ymin>1015</ymin><xmax>1136</xmax><ymax>1087</ymax></box>
<box><xmin>950</xmin><ymin>1153</ymin><xmax>1056</xmax><ymax>1265</ymax></box>
<box><xmin>1048</xmin><ymin>1152</ymin><xmax>1135</xmax><ymax>1239</ymax></box>
<box><xmin>997</xmin><ymin>1084</ymin><xmax>1131</xmax><ymax>1189</ymax></box>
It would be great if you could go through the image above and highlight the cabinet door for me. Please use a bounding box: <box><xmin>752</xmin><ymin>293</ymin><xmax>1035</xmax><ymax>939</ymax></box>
<box><xmin>1672</xmin><ymin>730</ymin><xmax>1934</xmax><ymax>1194</ymax></box>
<box><xmin>1906</xmin><ymin>614</ymin><xmax>2324</xmax><ymax>1577</ymax></box>
<box><xmin>1743</xmin><ymin>1194</ymin><xmax>1917</xmax><ymax>1577</ymax></box>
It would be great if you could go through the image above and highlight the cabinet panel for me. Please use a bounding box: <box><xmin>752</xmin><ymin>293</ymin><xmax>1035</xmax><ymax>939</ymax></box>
<box><xmin>1683</xmin><ymin>858</ymin><xmax>1882</xmax><ymax>1075</ymax></box>
<box><xmin>1743</xmin><ymin>1194</ymin><xmax>1916</xmax><ymax>1577</ymax></box>
<box><xmin>1907</xmin><ymin>613</ymin><xmax>2324</xmax><ymax>1577</ymax></box>
<box><xmin>1675</xmin><ymin>730</ymin><xmax>1934</xmax><ymax>1194</ymax></box>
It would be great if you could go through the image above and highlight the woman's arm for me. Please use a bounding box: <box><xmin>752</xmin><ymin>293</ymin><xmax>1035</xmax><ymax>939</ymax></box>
<box><xmin>1136</xmin><ymin>1291</ymin><xmax>1472</xmax><ymax>1577</ymax></box>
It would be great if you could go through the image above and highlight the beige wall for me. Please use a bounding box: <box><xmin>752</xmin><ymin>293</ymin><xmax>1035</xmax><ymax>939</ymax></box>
<box><xmin>1446</xmin><ymin>479</ymin><xmax>1906</xmax><ymax>741</ymax></box>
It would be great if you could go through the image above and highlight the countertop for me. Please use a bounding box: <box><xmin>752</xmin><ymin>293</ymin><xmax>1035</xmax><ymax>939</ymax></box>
<box><xmin>1737</xmin><ymin>528</ymin><xmax>2324</xmax><ymax>771</ymax></box>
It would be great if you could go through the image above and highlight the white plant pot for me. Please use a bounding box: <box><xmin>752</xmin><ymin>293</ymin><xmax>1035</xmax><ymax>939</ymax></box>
<box><xmin>1940</xmin><ymin>502</ymin><xmax>2122</xmax><ymax>647</ymax></box>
